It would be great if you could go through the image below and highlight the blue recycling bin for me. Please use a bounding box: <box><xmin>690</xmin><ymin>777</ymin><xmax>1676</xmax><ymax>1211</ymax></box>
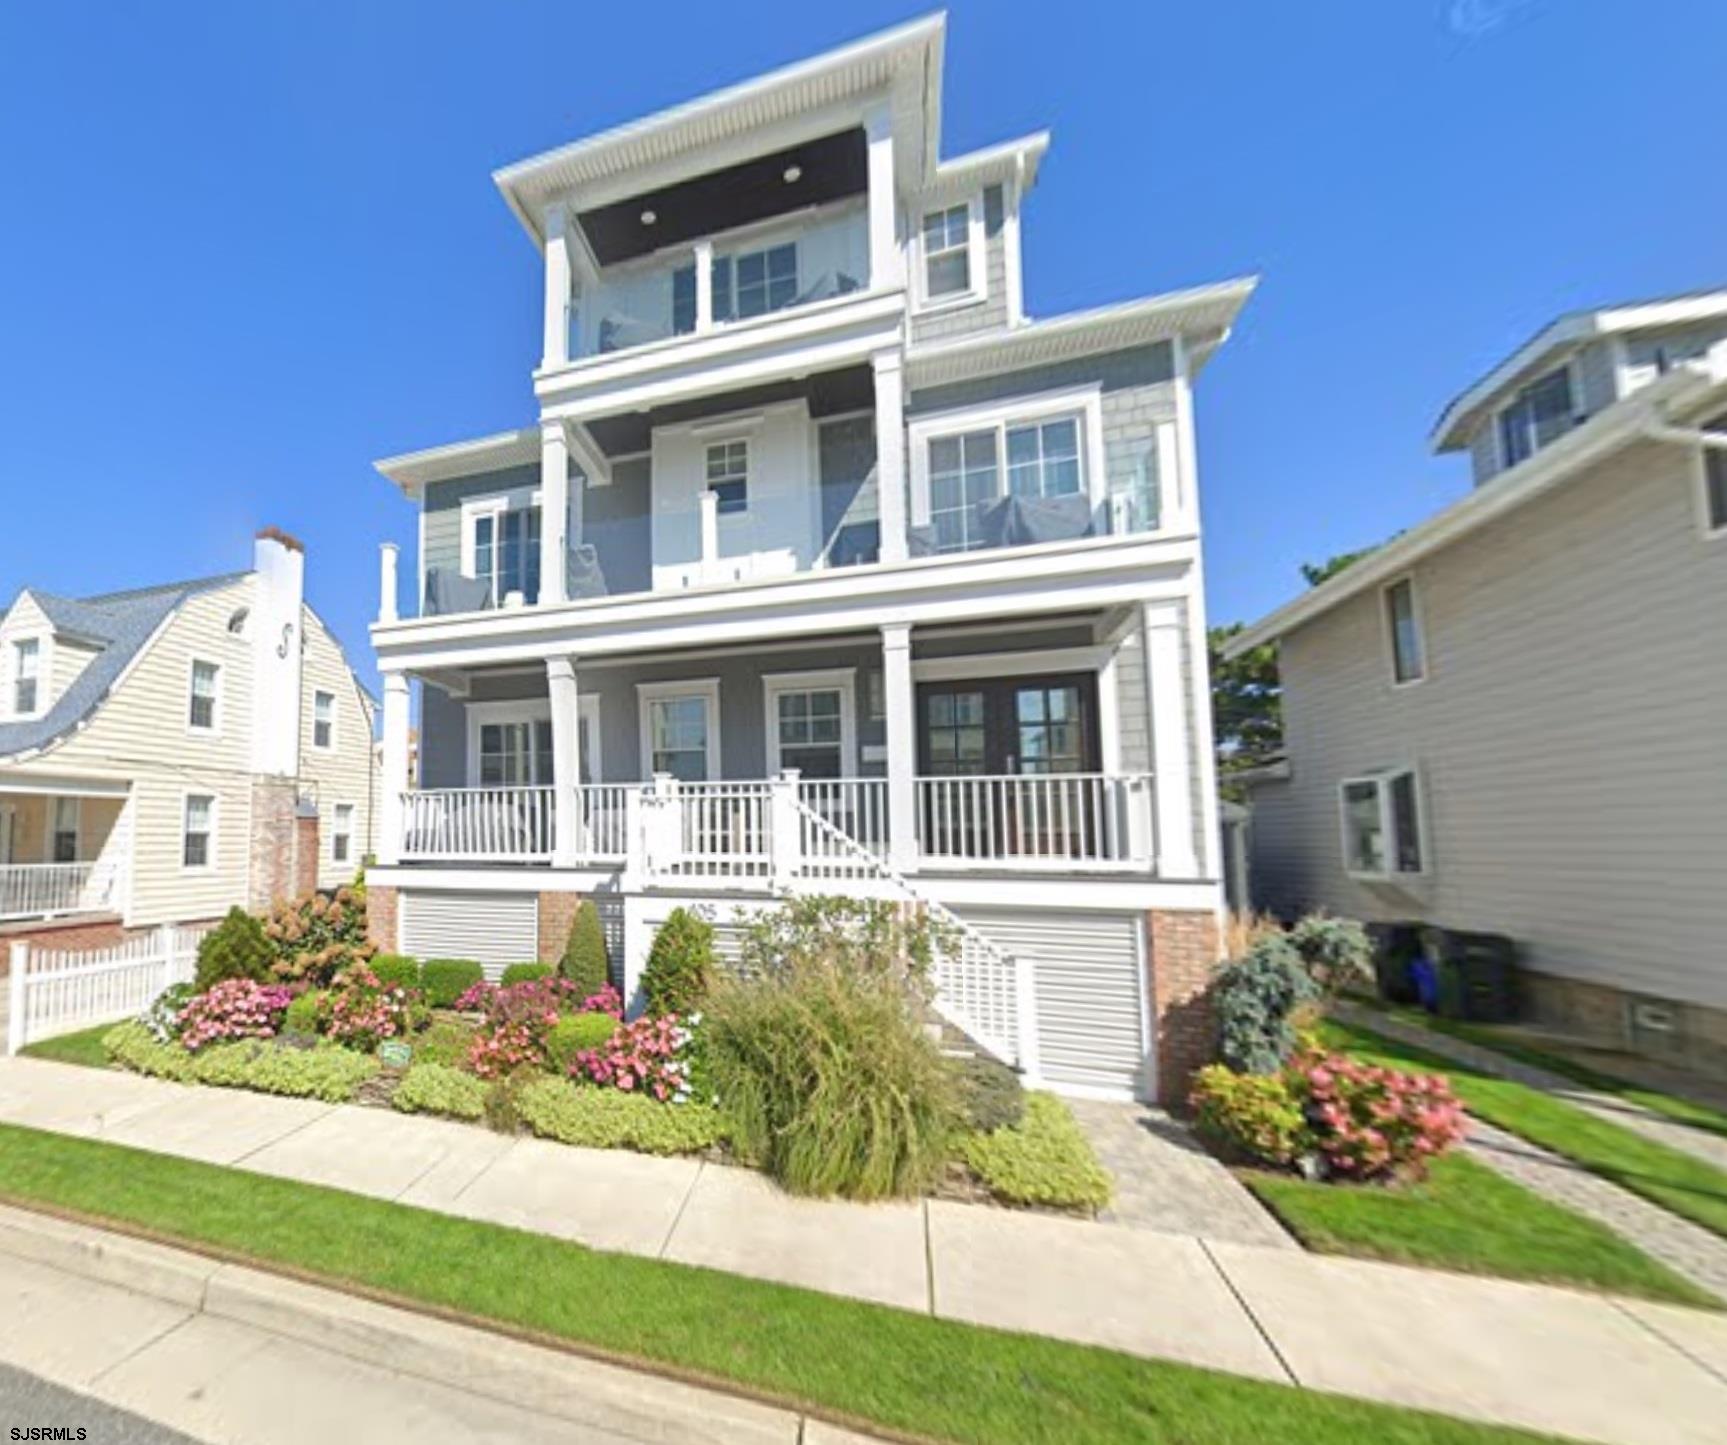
<box><xmin>1410</xmin><ymin>956</ymin><xmax>1440</xmax><ymax>1012</ymax></box>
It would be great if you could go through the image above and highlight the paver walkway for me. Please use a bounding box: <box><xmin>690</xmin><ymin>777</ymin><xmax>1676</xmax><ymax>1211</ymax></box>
<box><xmin>4</xmin><ymin>1057</ymin><xmax>1727</xmax><ymax>1445</ymax></box>
<box><xmin>1065</xmin><ymin>1097</ymin><xmax>1294</xmax><ymax>1248</ymax></box>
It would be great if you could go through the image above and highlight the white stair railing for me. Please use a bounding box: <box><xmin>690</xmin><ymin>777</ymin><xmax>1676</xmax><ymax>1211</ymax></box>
<box><xmin>787</xmin><ymin>794</ymin><xmax>1039</xmax><ymax>1075</ymax></box>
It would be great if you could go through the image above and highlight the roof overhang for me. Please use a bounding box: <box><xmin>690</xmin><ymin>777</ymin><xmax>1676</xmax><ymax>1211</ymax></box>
<box><xmin>373</xmin><ymin>428</ymin><xmax>541</xmax><ymax>496</ymax></box>
<box><xmin>905</xmin><ymin>275</ymin><xmax>1258</xmax><ymax>391</ymax></box>
<box><xmin>493</xmin><ymin>13</ymin><xmax>946</xmax><ymax>249</ymax></box>
<box><xmin>1432</xmin><ymin>288</ymin><xmax>1727</xmax><ymax>452</ymax></box>
<box><xmin>1227</xmin><ymin>358</ymin><xmax>1727</xmax><ymax>658</ymax></box>
<box><xmin>922</xmin><ymin>131</ymin><xmax>1050</xmax><ymax>199</ymax></box>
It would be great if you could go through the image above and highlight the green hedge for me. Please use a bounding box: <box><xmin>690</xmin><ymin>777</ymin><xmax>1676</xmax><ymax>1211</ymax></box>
<box><xmin>961</xmin><ymin>1093</ymin><xmax>1112</xmax><ymax>1211</ymax></box>
<box><xmin>420</xmin><ymin>959</ymin><xmax>485</xmax><ymax>1008</ymax></box>
<box><xmin>501</xmin><ymin>962</ymin><xmax>555</xmax><ymax>986</ymax></box>
<box><xmin>391</xmin><ymin>1063</ymin><xmax>488</xmax><ymax>1121</ymax></box>
<box><xmin>370</xmin><ymin>955</ymin><xmax>422</xmax><ymax>990</ymax></box>
<box><xmin>104</xmin><ymin>1023</ymin><xmax>378</xmax><ymax>1103</ymax></box>
<box><xmin>517</xmin><ymin>1078</ymin><xmax>725</xmax><ymax>1155</ymax></box>
<box><xmin>545</xmin><ymin>1012</ymin><xmax>619</xmax><ymax>1073</ymax></box>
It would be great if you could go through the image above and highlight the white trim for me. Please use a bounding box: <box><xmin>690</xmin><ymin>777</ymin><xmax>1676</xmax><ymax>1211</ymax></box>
<box><xmin>636</xmin><ymin>677</ymin><xmax>722</xmax><ymax>781</ymax></box>
<box><xmin>578</xmin><ymin>693</ymin><xmax>603</xmax><ymax>784</ymax></box>
<box><xmin>459</xmin><ymin>486</ymin><xmax>543</xmax><ymax>586</ymax></box>
<box><xmin>180</xmin><ymin>790</ymin><xmax>218</xmax><ymax>874</ymax></box>
<box><xmin>907</xmin><ymin>384</ymin><xmax>1106</xmax><ymax>538</ymax></box>
<box><xmin>913</xmin><ymin>192</ymin><xmax>987</xmax><ymax>314</ymax></box>
<box><xmin>185</xmin><ymin>656</ymin><xmax>223</xmax><ymax>737</ymax></box>
<box><xmin>464</xmin><ymin>698</ymin><xmax>553</xmax><ymax>788</ymax></box>
<box><xmin>761</xmin><ymin>667</ymin><xmax>858</xmax><ymax>777</ymax></box>
<box><xmin>1338</xmin><ymin>766</ymin><xmax>1427</xmax><ymax>883</ymax></box>
<box><xmin>311</xmin><ymin>687</ymin><xmax>338</xmax><ymax>753</ymax></box>
<box><xmin>1380</xmin><ymin>574</ymin><xmax>1428</xmax><ymax>688</ymax></box>
<box><xmin>1003</xmin><ymin>174</ymin><xmax>1025</xmax><ymax>327</ymax></box>
<box><xmin>1696</xmin><ymin>438</ymin><xmax>1727</xmax><ymax>541</ymax></box>
<box><xmin>911</xmin><ymin>644</ymin><xmax>1115</xmax><ymax>682</ymax></box>
<box><xmin>375</xmin><ymin>428</ymin><xmax>540</xmax><ymax>493</ymax></box>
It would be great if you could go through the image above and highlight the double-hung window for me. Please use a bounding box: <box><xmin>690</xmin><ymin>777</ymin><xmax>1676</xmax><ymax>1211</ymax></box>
<box><xmin>51</xmin><ymin>798</ymin><xmax>79</xmax><ymax>864</ymax></box>
<box><xmin>705</xmin><ymin>440</ymin><xmax>749</xmax><ymax>515</ymax></box>
<box><xmin>1340</xmin><ymin>769</ymin><xmax>1425</xmax><ymax>880</ymax></box>
<box><xmin>921</xmin><ymin>204</ymin><xmax>973</xmax><ymax>302</ymax></box>
<box><xmin>766</xmin><ymin>673</ymin><xmax>853</xmax><ymax>780</ymax></box>
<box><xmin>182</xmin><ymin>794</ymin><xmax>215</xmax><ymax>870</ymax></box>
<box><xmin>188</xmin><ymin>660</ymin><xmax>220</xmax><ymax>732</ymax></box>
<box><xmin>1383</xmin><ymin>578</ymin><xmax>1426</xmax><ymax>684</ymax></box>
<box><xmin>12</xmin><ymin>639</ymin><xmax>39</xmax><ymax>717</ymax></box>
<box><xmin>925</xmin><ymin>413</ymin><xmax>1086</xmax><ymax>553</ymax></box>
<box><xmin>1497</xmin><ymin>368</ymin><xmax>1575</xmax><ymax>469</ymax></box>
<box><xmin>332</xmin><ymin>803</ymin><xmax>354</xmax><ymax>864</ymax></box>
<box><xmin>312</xmin><ymin>690</ymin><xmax>336</xmax><ymax>750</ymax></box>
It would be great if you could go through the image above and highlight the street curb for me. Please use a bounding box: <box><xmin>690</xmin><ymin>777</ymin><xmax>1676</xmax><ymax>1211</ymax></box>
<box><xmin>0</xmin><ymin>1201</ymin><xmax>807</xmax><ymax>1445</ymax></box>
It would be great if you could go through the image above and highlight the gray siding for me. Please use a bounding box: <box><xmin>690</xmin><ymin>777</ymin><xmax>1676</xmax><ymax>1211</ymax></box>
<box><xmin>1253</xmin><ymin>436</ymin><xmax>1727</xmax><ymax>1007</ymax></box>
<box><xmin>585</xmin><ymin>457</ymin><xmax>652</xmax><ymax>596</ymax></box>
<box><xmin>422</xmin><ymin>463</ymin><xmax>540</xmax><ymax>598</ymax></box>
<box><xmin>909</xmin><ymin>184</ymin><xmax>1011</xmax><ymax>345</ymax></box>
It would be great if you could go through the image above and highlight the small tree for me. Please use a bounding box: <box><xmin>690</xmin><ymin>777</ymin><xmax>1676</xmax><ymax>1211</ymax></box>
<box><xmin>640</xmin><ymin>907</ymin><xmax>714</xmax><ymax>1017</ymax></box>
<box><xmin>1214</xmin><ymin>932</ymin><xmax>1318</xmax><ymax>1075</ymax></box>
<box><xmin>193</xmin><ymin>907</ymin><xmax>274</xmax><ymax>993</ymax></box>
<box><xmin>559</xmin><ymin>899</ymin><xmax>610</xmax><ymax>996</ymax></box>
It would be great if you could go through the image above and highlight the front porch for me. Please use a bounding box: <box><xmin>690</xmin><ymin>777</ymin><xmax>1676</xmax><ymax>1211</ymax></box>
<box><xmin>0</xmin><ymin>784</ymin><xmax>130</xmax><ymax>923</ymax></box>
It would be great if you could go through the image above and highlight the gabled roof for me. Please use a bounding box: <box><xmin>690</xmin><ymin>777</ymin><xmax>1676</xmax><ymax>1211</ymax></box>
<box><xmin>493</xmin><ymin>13</ymin><xmax>946</xmax><ymax>248</ymax></box>
<box><xmin>0</xmin><ymin>573</ymin><xmax>246</xmax><ymax>761</ymax></box>
<box><xmin>1431</xmin><ymin>285</ymin><xmax>1727</xmax><ymax>452</ymax></box>
<box><xmin>1226</xmin><ymin>357</ymin><xmax>1727</xmax><ymax>658</ymax></box>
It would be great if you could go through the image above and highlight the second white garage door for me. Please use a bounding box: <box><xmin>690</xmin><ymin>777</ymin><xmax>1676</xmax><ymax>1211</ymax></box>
<box><xmin>399</xmin><ymin>890</ymin><xmax>538</xmax><ymax>979</ymax></box>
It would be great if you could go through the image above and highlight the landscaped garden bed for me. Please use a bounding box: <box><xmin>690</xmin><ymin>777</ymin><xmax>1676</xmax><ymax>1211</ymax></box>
<box><xmin>49</xmin><ymin>882</ymin><xmax>1113</xmax><ymax>1215</ymax></box>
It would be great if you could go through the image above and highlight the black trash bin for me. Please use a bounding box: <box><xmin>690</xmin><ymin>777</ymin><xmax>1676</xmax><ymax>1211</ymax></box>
<box><xmin>1421</xmin><ymin>928</ymin><xmax>1519</xmax><ymax>1022</ymax></box>
<box><xmin>1366</xmin><ymin>921</ymin><xmax>1425</xmax><ymax>1004</ymax></box>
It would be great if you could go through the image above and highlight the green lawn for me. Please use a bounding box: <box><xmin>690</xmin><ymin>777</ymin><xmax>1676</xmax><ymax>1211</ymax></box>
<box><xmin>1245</xmin><ymin>1152</ymin><xmax>1717</xmax><ymax>1309</ymax></box>
<box><xmin>18</xmin><ymin>1022</ymin><xmax>114</xmax><ymax>1070</ymax></box>
<box><xmin>1381</xmin><ymin>1009</ymin><xmax>1727</xmax><ymax>1143</ymax></box>
<box><xmin>0</xmin><ymin>1121</ymin><xmax>1562</xmax><ymax>1445</ymax></box>
<box><xmin>1324</xmin><ymin>1019</ymin><xmax>1727</xmax><ymax>1245</ymax></box>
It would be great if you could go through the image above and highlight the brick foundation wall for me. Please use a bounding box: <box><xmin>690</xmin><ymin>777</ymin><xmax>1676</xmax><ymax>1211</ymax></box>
<box><xmin>1523</xmin><ymin>971</ymin><xmax>1727</xmax><ymax>1085</ymax></box>
<box><xmin>294</xmin><ymin>812</ymin><xmax>320</xmax><ymax>898</ymax></box>
<box><xmin>366</xmin><ymin>886</ymin><xmax>399</xmax><ymax>955</ymax></box>
<box><xmin>537</xmin><ymin>890</ymin><xmax>581</xmax><ymax>966</ymax></box>
<box><xmin>1146</xmin><ymin>908</ymin><xmax>1223</xmax><ymax>1108</ymax></box>
<box><xmin>0</xmin><ymin>916</ymin><xmax>133</xmax><ymax>973</ymax></box>
<box><xmin>249</xmin><ymin>779</ymin><xmax>299</xmax><ymax>912</ymax></box>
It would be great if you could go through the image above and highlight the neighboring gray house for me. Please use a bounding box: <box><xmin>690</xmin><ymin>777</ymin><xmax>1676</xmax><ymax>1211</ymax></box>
<box><xmin>1228</xmin><ymin>288</ymin><xmax>1727</xmax><ymax>1077</ymax></box>
<box><xmin>364</xmin><ymin>16</ymin><xmax>1254</xmax><ymax>1103</ymax></box>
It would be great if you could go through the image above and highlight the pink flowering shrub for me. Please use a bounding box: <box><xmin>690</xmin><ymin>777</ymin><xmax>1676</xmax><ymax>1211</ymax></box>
<box><xmin>576</xmin><ymin>983</ymin><xmax>625</xmax><ymax>1019</ymax></box>
<box><xmin>178</xmin><ymin>979</ymin><xmax>294</xmax><ymax>1052</ymax></box>
<box><xmin>317</xmin><ymin>963</ymin><xmax>415</xmax><ymax>1052</ymax></box>
<box><xmin>461</xmin><ymin>976</ymin><xmax>569</xmax><ymax>1078</ymax></box>
<box><xmin>570</xmin><ymin>1013</ymin><xmax>697</xmax><ymax>1102</ymax></box>
<box><xmin>1294</xmin><ymin>1051</ymin><xmax>1467</xmax><ymax>1182</ymax></box>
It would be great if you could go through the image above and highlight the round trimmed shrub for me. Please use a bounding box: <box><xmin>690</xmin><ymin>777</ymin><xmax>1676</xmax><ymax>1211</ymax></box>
<box><xmin>559</xmin><ymin>899</ymin><xmax>611</xmax><ymax>996</ymax></box>
<box><xmin>283</xmin><ymin>989</ymin><xmax>325</xmax><ymax>1036</ymax></box>
<box><xmin>640</xmin><ymin>908</ymin><xmax>713</xmax><ymax>1017</ymax></box>
<box><xmin>545</xmin><ymin>1011</ymin><xmax>620</xmax><ymax>1074</ymax></box>
<box><xmin>194</xmin><ymin>907</ymin><xmax>274</xmax><ymax>992</ymax></box>
<box><xmin>369</xmin><ymin>955</ymin><xmax>421</xmax><ymax>990</ymax></box>
<box><xmin>420</xmin><ymin>959</ymin><xmax>484</xmax><ymax>1008</ymax></box>
<box><xmin>501</xmin><ymin>962</ymin><xmax>554</xmax><ymax>986</ymax></box>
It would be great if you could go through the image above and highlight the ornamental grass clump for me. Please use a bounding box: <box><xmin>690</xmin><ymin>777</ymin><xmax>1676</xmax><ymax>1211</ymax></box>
<box><xmin>177</xmin><ymin>979</ymin><xmax>295</xmax><ymax>1052</ymax></box>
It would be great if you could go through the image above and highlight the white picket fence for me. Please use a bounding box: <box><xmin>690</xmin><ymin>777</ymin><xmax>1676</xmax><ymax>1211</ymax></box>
<box><xmin>5</xmin><ymin>924</ymin><xmax>210</xmax><ymax>1055</ymax></box>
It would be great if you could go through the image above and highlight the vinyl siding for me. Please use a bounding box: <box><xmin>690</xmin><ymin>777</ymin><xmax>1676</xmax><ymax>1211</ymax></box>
<box><xmin>0</xmin><ymin>596</ymin><xmax>54</xmax><ymax>716</ymax></box>
<box><xmin>297</xmin><ymin>611</ymin><xmax>378</xmax><ymax>889</ymax></box>
<box><xmin>1252</xmin><ymin>437</ymin><xmax>1727</xmax><ymax>1007</ymax></box>
<box><xmin>49</xmin><ymin>639</ymin><xmax>98</xmax><ymax>707</ymax></box>
<box><xmin>421</xmin><ymin>464</ymin><xmax>541</xmax><ymax>601</ymax></box>
<box><xmin>909</xmin><ymin>184</ymin><xmax>1011</xmax><ymax>345</ymax></box>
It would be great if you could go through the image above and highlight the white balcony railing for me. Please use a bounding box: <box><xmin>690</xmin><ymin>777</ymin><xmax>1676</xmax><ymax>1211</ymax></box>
<box><xmin>915</xmin><ymin>774</ymin><xmax>1153</xmax><ymax>870</ymax></box>
<box><xmin>401</xmin><ymin>787</ymin><xmax>556</xmax><ymax>861</ymax></box>
<box><xmin>0</xmin><ymin>863</ymin><xmax>102</xmax><ymax>921</ymax></box>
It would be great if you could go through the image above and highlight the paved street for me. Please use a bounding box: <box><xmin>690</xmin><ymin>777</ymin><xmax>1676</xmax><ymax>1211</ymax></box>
<box><xmin>0</xmin><ymin>1360</ymin><xmax>205</xmax><ymax>1445</ymax></box>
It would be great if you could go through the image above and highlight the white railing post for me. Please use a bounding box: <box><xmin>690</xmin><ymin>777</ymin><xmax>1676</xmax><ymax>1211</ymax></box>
<box><xmin>698</xmin><ymin>490</ymin><xmax>720</xmax><ymax>580</ymax></box>
<box><xmin>546</xmin><ymin>656</ymin><xmax>582</xmax><ymax>867</ymax></box>
<box><xmin>378</xmin><ymin>673</ymin><xmax>411</xmax><ymax>865</ymax></box>
<box><xmin>1014</xmin><ymin>949</ymin><xmax>1043</xmax><ymax>1084</ymax></box>
<box><xmin>881</xmin><ymin>622</ymin><xmax>917</xmax><ymax>873</ymax></box>
<box><xmin>694</xmin><ymin>240</ymin><xmax>715</xmax><ymax>332</ymax></box>
<box><xmin>378</xmin><ymin>543</ymin><xmax>400</xmax><ymax>624</ymax></box>
<box><xmin>155</xmin><ymin>923</ymin><xmax>176</xmax><ymax>997</ymax></box>
<box><xmin>769</xmin><ymin>770</ymin><xmax>802</xmax><ymax>889</ymax></box>
<box><xmin>6</xmin><ymin>942</ymin><xmax>26</xmax><ymax>1055</ymax></box>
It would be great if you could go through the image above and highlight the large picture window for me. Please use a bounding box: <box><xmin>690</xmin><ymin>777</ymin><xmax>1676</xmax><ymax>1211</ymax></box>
<box><xmin>1339</xmin><ymin>769</ymin><xmax>1425</xmax><ymax>880</ymax></box>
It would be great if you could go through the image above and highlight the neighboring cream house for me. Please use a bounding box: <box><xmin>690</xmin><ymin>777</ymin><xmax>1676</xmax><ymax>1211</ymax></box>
<box><xmin>366</xmin><ymin>16</ymin><xmax>1253</xmax><ymax>1103</ymax></box>
<box><xmin>0</xmin><ymin>530</ymin><xmax>379</xmax><ymax>943</ymax></box>
<box><xmin>1228</xmin><ymin>288</ymin><xmax>1727</xmax><ymax>1076</ymax></box>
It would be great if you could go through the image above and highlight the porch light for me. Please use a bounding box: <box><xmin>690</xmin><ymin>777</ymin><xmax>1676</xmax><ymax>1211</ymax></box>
<box><xmin>640</xmin><ymin>208</ymin><xmax>657</xmax><ymax>225</ymax></box>
<box><xmin>782</xmin><ymin>165</ymin><xmax>802</xmax><ymax>184</ymax></box>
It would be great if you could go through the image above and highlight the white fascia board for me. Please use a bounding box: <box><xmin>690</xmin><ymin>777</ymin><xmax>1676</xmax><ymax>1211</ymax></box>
<box><xmin>373</xmin><ymin>532</ymin><xmax>1201</xmax><ymax>673</ymax></box>
<box><xmin>0</xmin><ymin>769</ymin><xmax>131</xmax><ymax>798</ymax></box>
<box><xmin>1227</xmin><ymin>367</ymin><xmax>1727</xmax><ymax>658</ymax></box>
<box><xmin>492</xmin><ymin>13</ymin><xmax>945</xmax><ymax>247</ymax></box>
<box><xmin>906</xmin><ymin>276</ymin><xmax>1258</xmax><ymax>390</ymax></box>
<box><xmin>927</xmin><ymin>131</ymin><xmax>1051</xmax><ymax>194</ymax></box>
<box><xmin>374</xmin><ymin>428</ymin><xmax>541</xmax><ymax>494</ymax></box>
<box><xmin>366</xmin><ymin>865</ymin><xmax>621</xmax><ymax>894</ymax></box>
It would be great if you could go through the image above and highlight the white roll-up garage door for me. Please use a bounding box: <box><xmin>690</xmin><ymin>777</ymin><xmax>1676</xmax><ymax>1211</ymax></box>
<box><xmin>400</xmin><ymin>891</ymin><xmax>539</xmax><ymax>980</ymax></box>
<box><xmin>957</xmin><ymin>908</ymin><xmax>1149</xmax><ymax>1099</ymax></box>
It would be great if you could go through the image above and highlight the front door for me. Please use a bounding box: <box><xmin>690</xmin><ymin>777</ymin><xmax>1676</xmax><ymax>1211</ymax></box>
<box><xmin>916</xmin><ymin>673</ymin><xmax>1101</xmax><ymax>860</ymax></box>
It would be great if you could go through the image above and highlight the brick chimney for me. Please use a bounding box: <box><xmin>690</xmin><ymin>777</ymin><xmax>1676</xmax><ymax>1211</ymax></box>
<box><xmin>250</xmin><ymin>528</ymin><xmax>306</xmax><ymax>778</ymax></box>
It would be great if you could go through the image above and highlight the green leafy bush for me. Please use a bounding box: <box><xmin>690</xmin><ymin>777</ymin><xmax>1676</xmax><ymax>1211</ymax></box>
<box><xmin>500</xmin><ymin>962</ymin><xmax>554</xmax><ymax>986</ymax></box>
<box><xmin>953</xmin><ymin>1053</ymin><xmax>1026</xmax><ymax>1135</ymax></box>
<box><xmin>392</xmin><ymin>1063</ymin><xmax>487</xmax><ymax>1121</ymax></box>
<box><xmin>640</xmin><ymin>907</ymin><xmax>714</xmax><ymax>1016</ymax></box>
<box><xmin>545</xmin><ymin>1012</ymin><xmax>620</xmax><ymax>1074</ymax></box>
<box><xmin>370</xmin><ymin>955</ymin><xmax>421</xmax><ymax>990</ymax></box>
<box><xmin>1190</xmin><ymin>1064</ymin><xmax>1312</xmax><ymax>1167</ymax></box>
<box><xmin>1215</xmin><ymin>932</ymin><xmax>1319</xmax><ymax>1074</ymax></box>
<box><xmin>1288</xmin><ymin>914</ymin><xmax>1373</xmax><ymax>997</ymax></box>
<box><xmin>103</xmin><ymin>1023</ymin><xmax>378</xmax><ymax>1102</ymax></box>
<box><xmin>283</xmin><ymin>989</ymin><xmax>324</xmax><ymax>1036</ymax></box>
<box><xmin>193</xmin><ymin>907</ymin><xmax>274</xmax><ymax>992</ymax></box>
<box><xmin>705</xmin><ymin>960</ymin><xmax>958</xmax><ymax>1200</ymax></box>
<box><xmin>961</xmin><ymin>1093</ymin><xmax>1112</xmax><ymax>1211</ymax></box>
<box><xmin>560</xmin><ymin>899</ymin><xmax>611</xmax><ymax>996</ymax></box>
<box><xmin>737</xmin><ymin>894</ymin><xmax>951</xmax><ymax>987</ymax></box>
<box><xmin>414</xmin><ymin>1017</ymin><xmax>476</xmax><ymax>1067</ymax></box>
<box><xmin>516</xmin><ymin>1078</ymin><xmax>725</xmax><ymax>1155</ymax></box>
<box><xmin>420</xmin><ymin>959</ymin><xmax>484</xmax><ymax>1008</ymax></box>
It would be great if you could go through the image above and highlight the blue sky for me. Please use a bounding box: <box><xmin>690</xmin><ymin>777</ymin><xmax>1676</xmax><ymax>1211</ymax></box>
<box><xmin>2</xmin><ymin>0</ymin><xmax>1723</xmax><ymax>689</ymax></box>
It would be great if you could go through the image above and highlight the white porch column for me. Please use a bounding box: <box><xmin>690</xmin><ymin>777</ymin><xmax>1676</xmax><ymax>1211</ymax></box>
<box><xmin>546</xmin><ymin>656</ymin><xmax>582</xmax><ymax>867</ymax></box>
<box><xmin>880</xmin><ymin>622</ymin><xmax>916</xmax><ymax>872</ymax></box>
<box><xmin>694</xmin><ymin>240</ymin><xmax>715</xmax><ymax>332</ymax></box>
<box><xmin>543</xmin><ymin>205</ymin><xmax>573</xmax><ymax>368</ymax></box>
<box><xmin>378</xmin><ymin>673</ymin><xmax>411</xmax><ymax>866</ymax></box>
<box><xmin>1141</xmin><ymin>600</ymin><xmax>1199</xmax><ymax>879</ymax></box>
<box><xmin>872</xmin><ymin>349</ymin><xmax>908</xmax><ymax>564</ymax></box>
<box><xmin>864</xmin><ymin>101</ymin><xmax>903</xmax><ymax>290</ymax></box>
<box><xmin>540</xmin><ymin>421</ymin><xmax>571</xmax><ymax>606</ymax></box>
<box><xmin>377</xmin><ymin>543</ymin><xmax>399</xmax><ymax>624</ymax></box>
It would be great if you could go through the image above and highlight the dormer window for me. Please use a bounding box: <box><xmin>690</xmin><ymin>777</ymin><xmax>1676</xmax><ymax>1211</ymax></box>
<box><xmin>12</xmin><ymin>638</ymin><xmax>40</xmax><ymax>717</ymax></box>
<box><xmin>1497</xmin><ymin>367</ymin><xmax>1575</xmax><ymax>470</ymax></box>
<box><xmin>919</xmin><ymin>203</ymin><xmax>977</xmax><ymax>306</ymax></box>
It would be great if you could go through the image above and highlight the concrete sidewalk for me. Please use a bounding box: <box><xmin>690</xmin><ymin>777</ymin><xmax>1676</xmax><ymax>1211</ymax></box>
<box><xmin>3</xmin><ymin>1057</ymin><xmax>1727</xmax><ymax>1444</ymax></box>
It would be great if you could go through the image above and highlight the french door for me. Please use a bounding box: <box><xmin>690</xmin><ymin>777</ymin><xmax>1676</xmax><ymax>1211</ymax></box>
<box><xmin>916</xmin><ymin>673</ymin><xmax>1102</xmax><ymax>860</ymax></box>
